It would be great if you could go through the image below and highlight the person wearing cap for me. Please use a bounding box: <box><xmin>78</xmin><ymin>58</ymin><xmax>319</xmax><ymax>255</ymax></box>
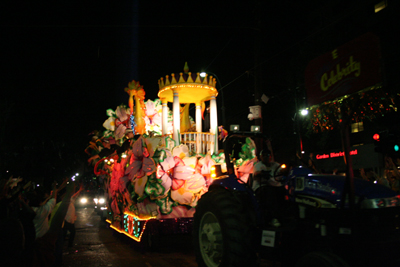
<box><xmin>253</xmin><ymin>149</ymin><xmax>284</xmax><ymax>227</ymax></box>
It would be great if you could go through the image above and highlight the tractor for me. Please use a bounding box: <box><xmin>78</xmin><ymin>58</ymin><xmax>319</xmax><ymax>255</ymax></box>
<box><xmin>193</xmin><ymin>132</ymin><xmax>400</xmax><ymax>267</ymax></box>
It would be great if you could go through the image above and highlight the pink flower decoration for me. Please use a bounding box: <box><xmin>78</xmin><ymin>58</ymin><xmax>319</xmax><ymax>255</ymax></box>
<box><xmin>157</xmin><ymin>155</ymin><xmax>185</xmax><ymax>190</ymax></box>
<box><xmin>172</xmin><ymin>179</ymin><xmax>185</xmax><ymax>191</ymax></box>
<box><xmin>172</xmin><ymin>165</ymin><xmax>192</xmax><ymax>190</ymax></box>
<box><xmin>200</xmin><ymin>154</ymin><xmax>215</xmax><ymax>175</ymax></box>
<box><xmin>114</xmin><ymin>124</ymin><xmax>127</xmax><ymax>140</ymax></box>
<box><xmin>197</xmin><ymin>154</ymin><xmax>216</xmax><ymax>185</ymax></box>
<box><xmin>173</xmin><ymin>165</ymin><xmax>196</xmax><ymax>180</ymax></box>
<box><xmin>171</xmin><ymin>165</ymin><xmax>201</xmax><ymax>191</ymax></box>
<box><xmin>145</xmin><ymin>101</ymin><xmax>162</xmax><ymax>127</ymax></box>
<box><xmin>185</xmin><ymin>173</ymin><xmax>206</xmax><ymax>192</ymax></box>
<box><xmin>156</xmin><ymin>154</ymin><xmax>183</xmax><ymax>192</ymax></box>
<box><xmin>170</xmin><ymin>171</ymin><xmax>206</xmax><ymax>206</ymax></box>
<box><xmin>125</xmin><ymin>136</ymin><xmax>156</xmax><ymax>180</ymax></box>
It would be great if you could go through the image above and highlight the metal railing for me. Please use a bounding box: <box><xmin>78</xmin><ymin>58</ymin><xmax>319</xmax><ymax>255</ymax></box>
<box><xmin>181</xmin><ymin>132</ymin><xmax>215</xmax><ymax>155</ymax></box>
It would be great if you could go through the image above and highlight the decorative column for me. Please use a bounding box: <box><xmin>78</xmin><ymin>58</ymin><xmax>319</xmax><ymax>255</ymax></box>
<box><xmin>161</xmin><ymin>99</ymin><xmax>168</xmax><ymax>136</ymax></box>
<box><xmin>209</xmin><ymin>95</ymin><xmax>218</xmax><ymax>153</ymax></box>
<box><xmin>173</xmin><ymin>89</ymin><xmax>181</xmax><ymax>144</ymax></box>
<box><xmin>195</xmin><ymin>102</ymin><xmax>202</xmax><ymax>132</ymax></box>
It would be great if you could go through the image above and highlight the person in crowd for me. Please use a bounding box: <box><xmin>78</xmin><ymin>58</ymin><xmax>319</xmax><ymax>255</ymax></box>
<box><xmin>63</xmin><ymin>183</ymin><xmax>84</xmax><ymax>248</ymax></box>
<box><xmin>30</xmin><ymin>178</ymin><xmax>69</xmax><ymax>240</ymax></box>
<box><xmin>360</xmin><ymin>168</ymin><xmax>391</xmax><ymax>188</ymax></box>
<box><xmin>32</xmin><ymin>179</ymin><xmax>75</xmax><ymax>266</ymax></box>
<box><xmin>48</xmin><ymin>177</ymin><xmax>69</xmax><ymax>228</ymax></box>
<box><xmin>49</xmin><ymin>189</ymin><xmax>67</xmax><ymax>267</ymax></box>
<box><xmin>385</xmin><ymin>156</ymin><xmax>400</xmax><ymax>193</ymax></box>
<box><xmin>0</xmin><ymin>176</ymin><xmax>19</xmax><ymax>219</ymax></box>
<box><xmin>0</xmin><ymin>176</ymin><xmax>36</xmax><ymax>266</ymax></box>
<box><xmin>30</xmin><ymin>183</ymin><xmax>58</xmax><ymax>239</ymax></box>
<box><xmin>307</xmin><ymin>152</ymin><xmax>320</xmax><ymax>173</ymax></box>
<box><xmin>253</xmin><ymin>149</ymin><xmax>285</xmax><ymax>227</ymax></box>
<box><xmin>1</xmin><ymin>176</ymin><xmax>75</xmax><ymax>266</ymax></box>
<box><xmin>360</xmin><ymin>168</ymin><xmax>371</xmax><ymax>181</ymax></box>
<box><xmin>296</xmin><ymin>151</ymin><xmax>319</xmax><ymax>173</ymax></box>
<box><xmin>378</xmin><ymin>174</ymin><xmax>391</xmax><ymax>188</ymax></box>
<box><xmin>18</xmin><ymin>182</ymin><xmax>37</xmax><ymax>266</ymax></box>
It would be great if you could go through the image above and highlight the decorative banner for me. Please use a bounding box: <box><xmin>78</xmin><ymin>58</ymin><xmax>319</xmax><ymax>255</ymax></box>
<box><xmin>305</xmin><ymin>32</ymin><xmax>382</xmax><ymax>107</ymax></box>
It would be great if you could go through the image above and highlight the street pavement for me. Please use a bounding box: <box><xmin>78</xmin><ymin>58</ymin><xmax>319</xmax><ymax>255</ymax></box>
<box><xmin>61</xmin><ymin>206</ymin><xmax>197</xmax><ymax>267</ymax></box>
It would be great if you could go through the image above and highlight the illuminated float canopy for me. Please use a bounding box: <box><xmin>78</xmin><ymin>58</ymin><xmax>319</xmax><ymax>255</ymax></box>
<box><xmin>158</xmin><ymin>63</ymin><xmax>220</xmax><ymax>153</ymax></box>
<box><xmin>158</xmin><ymin>72</ymin><xmax>218</xmax><ymax>104</ymax></box>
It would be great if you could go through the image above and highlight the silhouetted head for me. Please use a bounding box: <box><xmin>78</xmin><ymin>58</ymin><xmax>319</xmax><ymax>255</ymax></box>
<box><xmin>259</xmin><ymin>149</ymin><xmax>272</xmax><ymax>163</ymax></box>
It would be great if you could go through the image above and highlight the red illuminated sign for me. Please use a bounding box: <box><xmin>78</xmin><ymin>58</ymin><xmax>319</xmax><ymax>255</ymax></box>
<box><xmin>316</xmin><ymin>149</ymin><xmax>358</xmax><ymax>160</ymax></box>
<box><xmin>305</xmin><ymin>33</ymin><xmax>382</xmax><ymax>107</ymax></box>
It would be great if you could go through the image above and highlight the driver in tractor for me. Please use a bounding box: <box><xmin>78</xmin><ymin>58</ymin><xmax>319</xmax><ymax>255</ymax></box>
<box><xmin>253</xmin><ymin>149</ymin><xmax>286</xmax><ymax>227</ymax></box>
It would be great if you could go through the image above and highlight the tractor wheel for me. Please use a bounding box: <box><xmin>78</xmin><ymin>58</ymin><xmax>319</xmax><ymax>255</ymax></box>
<box><xmin>295</xmin><ymin>251</ymin><xmax>350</xmax><ymax>267</ymax></box>
<box><xmin>193</xmin><ymin>188</ymin><xmax>256</xmax><ymax>267</ymax></box>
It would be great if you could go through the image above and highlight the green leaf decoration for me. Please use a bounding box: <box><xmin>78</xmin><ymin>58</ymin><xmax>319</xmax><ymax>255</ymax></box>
<box><xmin>211</xmin><ymin>152</ymin><xmax>225</xmax><ymax>163</ymax></box>
<box><xmin>106</xmin><ymin>108</ymin><xmax>116</xmax><ymax>117</ymax></box>
<box><xmin>152</xmin><ymin>149</ymin><xmax>162</xmax><ymax>165</ymax></box>
<box><xmin>144</xmin><ymin>174</ymin><xmax>166</xmax><ymax>200</ymax></box>
<box><xmin>163</xmin><ymin>136</ymin><xmax>176</xmax><ymax>151</ymax></box>
<box><xmin>155</xmin><ymin>195</ymin><xmax>177</xmax><ymax>215</ymax></box>
<box><xmin>235</xmin><ymin>137</ymin><xmax>256</xmax><ymax>166</ymax></box>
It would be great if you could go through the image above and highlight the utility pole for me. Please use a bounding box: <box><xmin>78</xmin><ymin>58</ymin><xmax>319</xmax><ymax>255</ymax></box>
<box><xmin>254</xmin><ymin>0</ymin><xmax>263</xmax><ymax>156</ymax></box>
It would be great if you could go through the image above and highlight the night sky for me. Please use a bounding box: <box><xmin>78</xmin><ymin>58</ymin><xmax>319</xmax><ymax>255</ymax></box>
<box><xmin>2</xmin><ymin>1</ymin><xmax>397</xmax><ymax>181</ymax></box>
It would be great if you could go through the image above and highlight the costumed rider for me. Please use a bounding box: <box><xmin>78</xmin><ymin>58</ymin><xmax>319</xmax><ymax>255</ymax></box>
<box><xmin>253</xmin><ymin>149</ymin><xmax>285</xmax><ymax>228</ymax></box>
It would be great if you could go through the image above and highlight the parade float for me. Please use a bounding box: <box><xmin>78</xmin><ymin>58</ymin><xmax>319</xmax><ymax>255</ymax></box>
<box><xmin>85</xmin><ymin>64</ymin><xmax>257</xmax><ymax>243</ymax></box>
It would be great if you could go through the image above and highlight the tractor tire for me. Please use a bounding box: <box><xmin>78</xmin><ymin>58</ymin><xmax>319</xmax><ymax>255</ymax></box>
<box><xmin>295</xmin><ymin>251</ymin><xmax>350</xmax><ymax>267</ymax></box>
<box><xmin>193</xmin><ymin>188</ymin><xmax>257</xmax><ymax>267</ymax></box>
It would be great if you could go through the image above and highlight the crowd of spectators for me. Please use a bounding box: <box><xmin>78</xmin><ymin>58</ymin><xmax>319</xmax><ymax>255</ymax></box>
<box><xmin>298</xmin><ymin>151</ymin><xmax>400</xmax><ymax>191</ymax></box>
<box><xmin>355</xmin><ymin>156</ymin><xmax>400</xmax><ymax>192</ymax></box>
<box><xmin>0</xmin><ymin>175</ymin><xmax>77</xmax><ymax>267</ymax></box>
